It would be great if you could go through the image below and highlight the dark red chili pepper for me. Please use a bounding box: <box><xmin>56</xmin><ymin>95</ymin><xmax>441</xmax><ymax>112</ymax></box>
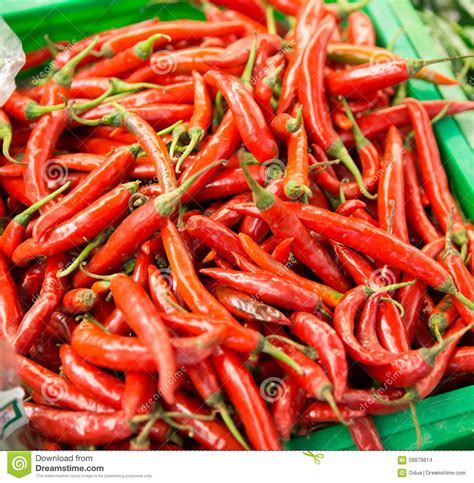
<box><xmin>166</xmin><ymin>390</ymin><xmax>245</xmax><ymax>450</ymax></box>
<box><xmin>186</xmin><ymin>214</ymin><xmax>247</xmax><ymax>264</ymax></box>
<box><xmin>212</xmin><ymin>348</ymin><xmax>281</xmax><ymax>450</ymax></box>
<box><xmin>291</xmin><ymin>312</ymin><xmax>347</xmax><ymax>399</ymax></box>
<box><xmin>299</xmin><ymin>14</ymin><xmax>372</xmax><ymax>198</ymax></box>
<box><xmin>201</xmin><ymin>268</ymin><xmax>322</xmax><ymax>313</ymax></box>
<box><xmin>13</xmin><ymin>254</ymin><xmax>67</xmax><ymax>355</ymax></box>
<box><xmin>25</xmin><ymin>404</ymin><xmax>132</xmax><ymax>445</ymax></box>
<box><xmin>348</xmin><ymin>416</ymin><xmax>384</xmax><ymax>450</ymax></box>
<box><xmin>240</xmin><ymin>159</ymin><xmax>350</xmax><ymax>292</ymax></box>
<box><xmin>16</xmin><ymin>355</ymin><xmax>112</xmax><ymax>412</ymax></box>
<box><xmin>239</xmin><ymin>232</ymin><xmax>341</xmax><ymax>308</ymax></box>
<box><xmin>405</xmin><ymin>98</ymin><xmax>467</xmax><ymax>245</ymax></box>
<box><xmin>20</xmin><ymin>262</ymin><xmax>45</xmax><ymax>302</ymax></box>
<box><xmin>215</xmin><ymin>285</ymin><xmax>290</xmax><ymax>324</ymax></box>
<box><xmin>302</xmin><ymin>403</ymin><xmax>365</xmax><ymax>424</ymax></box>
<box><xmin>204</xmin><ymin>70</ymin><xmax>278</xmax><ymax>162</ymax></box>
<box><xmin>446</xmin><ymin>347</ymin><xmax>474</xmax><ymax>375</ymax></box>
<box><xmin>347</xmin><ymin>11</ymin><xmax>375</xmax><ymax>46</ymax></box>
<box><xmin>59</xmin><ymin>344</ymin><xmax>124</xmax><ymax>409</ymax></box>
<box><xmin>355</xmin><ymin>292</ymin><xmax>388</xmax><ymax>353</ymax></box>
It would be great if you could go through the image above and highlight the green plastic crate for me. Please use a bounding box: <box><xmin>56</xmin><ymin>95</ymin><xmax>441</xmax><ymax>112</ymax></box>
<box><xmin>2</xmin><ymin>0</ymin><xmax>473</xmax><ymax>450</ymax></box>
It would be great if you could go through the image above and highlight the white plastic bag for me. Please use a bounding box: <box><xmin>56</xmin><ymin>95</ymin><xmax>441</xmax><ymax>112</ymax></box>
<box><xmin>0</xmin><ymin>17</ymin><xmax>25</xmax><ymax>107</ymax></box>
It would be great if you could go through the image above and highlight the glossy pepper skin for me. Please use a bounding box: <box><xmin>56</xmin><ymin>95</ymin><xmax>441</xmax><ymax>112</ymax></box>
<box><xmin>0</xmin><ymin>252</ymin><xmax>23</xmax><ymax>341</ymax></box>
<box><xmin>204</xmin><ymin>70</ymin><xmax>279</xmax><ymax>162</ymax></box>
<box><xmin>212</xmin><ymin>348</ymin><xmax>281</xmax><ymax>450</ymax></box>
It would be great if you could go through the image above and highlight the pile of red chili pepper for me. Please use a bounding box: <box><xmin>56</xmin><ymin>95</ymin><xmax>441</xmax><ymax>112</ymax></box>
<box><xmin>1</xmin><ymin>0</ymin><xmax>473</xmax><ymax>452</ymax></box>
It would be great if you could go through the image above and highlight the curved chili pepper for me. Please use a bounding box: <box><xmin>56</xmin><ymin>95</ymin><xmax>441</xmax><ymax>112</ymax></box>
<box><xmin>16</xmin><ymin>355</ymin><xmax>112</xmax><ymax>412</ymax></box>
<box><xmin>59</xmin><ymin>344</ymin><xmax>124</xmax><ymax>409</ymax></box>
<box><xmin>186</xmin><ymin>214</ymin><xmax>247</xmax><ymax>263</ymax></box>
<box><xmin>290</xmin><ymin>312</ymin><xmax>347</xmax><ymax>400</ymax></box>
<box><xmin>148</xmin><ymin>264</ymin><xmax>180</xmax><ymax>315</ymax></box>
<box><xmin>340</xmin><ymin>100</ymin><xmax>474</xmax><ymax>144</ymax></box>
<box><xmin>299</xmin><ymin>14</ymin><xmax>372</xmax><ymax>199</ymax></box>
<box><xmin>25</xmin><ymin>404</ymin><xmax>132</xmax><ymax>445</ymax></box>
<box><xmin>1</xmin><ymin>182</ymin><xmax>70</xmax><ymax>259</ymax></box>
<box><xmin>76</xmin><ymin>34</ymin><xmax>170</xmax><ymax>79</ymax></box>
<box><xmin>347</xmin><ymin>11</ymin><xmax>375</xmax><ymax>46</ymax></box>
<box><xmin>212</xmin><ymin>348</ymin><xmax>281</xmax><ymax>450</ymax></box>
<box><xmin>204</xmin><ymin>71</ymin><xmax>278</xmax><ymax>162</ymax></box>
<box><xmin>108</xmin><ymin>273</ymin><xmax>176</xmax><ymax>404</ymax></box>
<box><xmin>428</xmin><ymin>295</ymin><xmax>458</xmax><ymax>340</ymax></box>
<box><xmin>166</xmin><ymin>390</ymin><xmax>245</xmax><ymax>450</ymax></box>
<box><xmin>403</xmin><ymin>149</ymin><xmax>440</xmax><ymax>244</ymax></box>
<box><xmin>239</xmin><ymin>232</ymin><xmax>341</xmax><ymax>308</ymax></box>
<box><xmin>13</xmin><ymin>254</ymin><xmax>67</xmax><ymax>355</ymax></box>
<box><xmin>71</xmin><ymin>320</ymin><xmax>226</xmax><ymax>371</ymax></box>
<box><xmin>270</xmin><ymin>237</ymin><xmax>293</xmax><ymax>264</ymax></box>
<box><xmin>348</xmin><ymin>416</ymin><xmax>384</xmax><ymax>450</ymax></box>
<box><xmin>355</xmin><ymin>292</ymin><xmax>388</xmax><ymax>353</ymax></box>
<box><xmin>405</xmin><ymin>99</ymin><xmax>467</xmax><ymax>246</ymax></box>
<box><xmin>201</xmin><ymin>268</ymin><xmax>322</xmax><ymax>313</ymax></box>
<box><xmin>240</xmin><ymin>159</ymin><xmax>350</xmax><ymax>292</ymax></box>
<box><xmin>278</xmin><ymin>0</ymin><xmax>324</xmax><ymax>114</ymax></box>
<box><xmin>20</xmin><ymin>262</ymin><xmax>45</xmax><ymax>303</ymax></box>
<box><xmin>100</xmin><ymin>20</ymin><xmax>246</xmax><ymax>56</ymax></box>
<box><xmin>272</xmin><ymin>375</ymin><xmax>306</xmax><ymax>440</ymax></box>
<box><xmin>215</xmin><ymin>285</ymin><xmax>290</xmax><ymax>324</ymax></box>
<box><xmin>3</xmin><ymin>91</ymin><xmax>65</xmax><ymax>122</ymax></box>
<box><xmin>0</xmin><ymin>252</ymin><xmax>23</xmax><ymax>340</ymax></box>
<box><xmin>33</xmin><ymin>145</ymin><xmax>139</xmax><ymax>242</ymax></box>
<box><xmin>72</xmin><ymin>161</ymin><xmax>221</xmax><ymax>287</ymax></box>
<box><xmin>13</xmin><ymin>182</ymin><xmax>138</xmax><ymax>266</ymax></box>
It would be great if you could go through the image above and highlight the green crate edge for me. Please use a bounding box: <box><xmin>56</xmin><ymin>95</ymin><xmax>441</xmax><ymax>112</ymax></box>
<box><xmin>2</xmin><ymin>0</ymin><xmax>473</xmax><ymax>450</ymax></box>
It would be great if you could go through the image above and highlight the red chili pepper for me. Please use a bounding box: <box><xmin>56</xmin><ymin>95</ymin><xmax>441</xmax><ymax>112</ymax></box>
<box><xmin>239</xmin><ymin>232</ymin><xmax>341</xmax><ymax>308</ymax></box>
<box><xmin>340</xmin><ymin>100</ymin><xmax>473</xmax><ymax>144</ymax></box>
<box><xmin>302</xmin><ymin>403</ymin><xmax>365</xmax><ymax>424</ymax></box>
<box><xmin>347</xmin><ymin>11</ymin><xmax>375</xmax><ymax>46</ymax></box>
<box><xmin>13</xmin><ymin>254</ymin><xmax>67</xmax><ymax>355</ymax></box>
<box><xmin>148</xmin><ymin>265</ymin><xmax>180</xmax><ymax>315</ymax></box>
<box><xmin>16</xmin><ymin>355</ymin><xmax>112</xmax><ymax>412</ymax></box>
<box><xmin>62</xmin><ymin>288</ymin><xmax>98</xmax><ymax>314</ymax></box>
<box><xmin>122</xmin><ymin>371</ymin><xmax>157</xmax><ymax>418</ymax></box>
<box><xmin>348</xmin><ymin>416</ymin><xmax>384</xmax><ymax>450</ymax></box>
<box><xmin>207</xmin><ymin>0</ymin><xmax>267</xmax><ymax>24</ymax></box>
<box><xmin>201</xmin><ymin>268</ymin><xmax>322</xmax><ymax>313</ymax></box>
<box><xmin>446</xmin><ymin>347</ymin><xmax>474</xmax><ymax>375</ymax></box>
<box><xmin>299</xmin><ymin>14</ymin><xmax>372</xmax><ymax>198</ymax></box>
<box><xmin>403</xmin><ymin>149</ymin><xmax>440</xmax><ymax>243</ymax></box>
<box><xmin>215</xmin><ymin>285</ymin><xmax>290</xmax><ymax>324</ymax></box>
<box><xmin>405</xmin><ymin>98</ymin><xmax>467</xmax><ymax>246</ymax></box>
<box><xmin>278</xmin><ymin>0</ymin><xmax>324</xmax><ymax>114</ymax></box>
<box><xmin>355</xmin><ymin>292</ymin><xmax>388</xmax><ymax>353</ymax></box>
<box><xmin>0</xmin><ymin>252</ymin><xmax>23</xmax><ymax>340</ymax></box>
<box><xmin>107</xmin><ymin>273</ymin><xmax>175</xmax><ymax>404</ymax></box>
<box><xmin>59</xmin><ymin>344</ymin><xmax>124</xmax><ymax>409</ymax></box>
<box><xmin>3</xmin><ymin>91</ymin><xmax>65</xmax><ymax>122</ymax></box>
<box><xmin>272</xmin><ymin>375</ymin><xmax>306</xmax><ymax>440</ymax></box>
<box><xmin>212</xmin><ymin>348</ymin><xmax>281</xmax><ymax>450</ymax></box>
<box><xmin>290</xmin><ymin>312</ymin><xmax>347</xmax><ymax>399</ymax></box>
<box><xmin>20</xmin><ymin>262</ymin><xmax>45</xmax><ymax>303</ymax></box>
<box><xmin>204</xmin><ymin>70</ymin><xmax>278</xmax><ymax>162</ymax></box>
<box><xmin>270</xmin><ymin>237</ymin><xmax>293</xmax><ymax>264</ymax></box>
<box><xmin>25</xmin><ymin>404</ymin><xmax>132</xmax><ymax>445</ymax></box>
<box><xmin>240</xmin><ymin>160</ymin><xmax>350</xmax><ymax>292</ymax></box>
